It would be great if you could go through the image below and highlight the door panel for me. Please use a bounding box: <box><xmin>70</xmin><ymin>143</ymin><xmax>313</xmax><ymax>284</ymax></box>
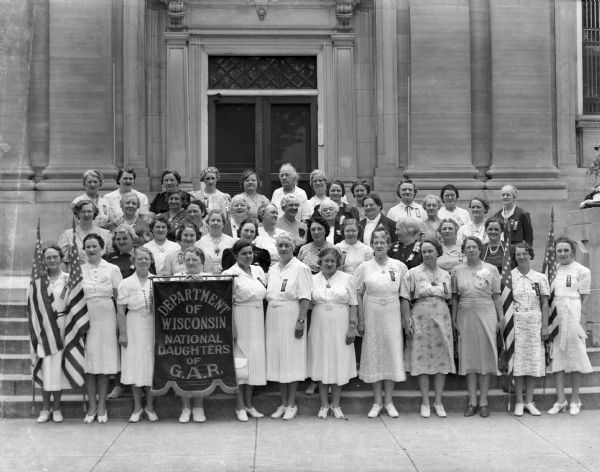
<box><xmin>209</xmin><ymin>96</ymin><xmax>316</xmax><ymax>197</ymax></box>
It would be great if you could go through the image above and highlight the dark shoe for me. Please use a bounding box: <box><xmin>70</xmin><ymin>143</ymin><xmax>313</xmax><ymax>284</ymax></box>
<box><xmin>464</xmin><ymin>404</ymin><xmax>477</xmax><ymax>417</ymax></box>
<box><xmin>479</xmin><ymin>405</ymin><xmax>490</xmax><ymax>418</ymax></box>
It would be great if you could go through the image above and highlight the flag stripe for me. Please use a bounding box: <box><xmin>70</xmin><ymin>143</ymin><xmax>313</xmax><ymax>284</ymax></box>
<box><xmin>500</xmin><ymin>222</ymin><xmax>514</xmax><ymax>374</ymax></box>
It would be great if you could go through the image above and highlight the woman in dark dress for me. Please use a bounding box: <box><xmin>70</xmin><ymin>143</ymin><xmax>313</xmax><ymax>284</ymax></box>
<box><xmin>221</xmin><ymin>218</ymin><xmax>271</xmax><ymax>273</ymax></box>
<box><xmin>493</xmin><ymin>185</ymin><xmax>533</xmax><ymax>246</ymax></box>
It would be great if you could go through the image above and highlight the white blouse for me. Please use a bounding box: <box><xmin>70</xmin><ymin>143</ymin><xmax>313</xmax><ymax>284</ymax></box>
<box><xmin>81</xmin><ymin>260</ymin><xmax>122</xmax><ymax>299</ymax></box>
<box><xmin>266</xmin><ymin>258</ymin><xmax>312</xmax><ymax>303</ymax></box>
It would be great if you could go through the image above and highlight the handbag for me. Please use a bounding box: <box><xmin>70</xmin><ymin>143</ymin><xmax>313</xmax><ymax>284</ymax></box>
<box><xmin>233</xmin><ymin>344</ymin><xmax>249</xmax><ymax>383</ymax></box>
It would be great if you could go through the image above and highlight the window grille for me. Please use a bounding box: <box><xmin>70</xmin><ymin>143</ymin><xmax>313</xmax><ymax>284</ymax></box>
<box><xmin>583</xmin><ymin>0</ymin><xmax>600</xmax><ymax>113</ymax></box>
<box><xmin>208</xmin><ymin>56</ymin><xmax>317</xmax><ymax>90</ymax></box>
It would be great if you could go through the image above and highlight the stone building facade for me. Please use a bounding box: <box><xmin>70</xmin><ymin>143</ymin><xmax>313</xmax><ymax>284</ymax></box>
<box><xmin>1</xmin><ymin>0</ymin><xmax>598</xmax><ymax>276</ymax></box>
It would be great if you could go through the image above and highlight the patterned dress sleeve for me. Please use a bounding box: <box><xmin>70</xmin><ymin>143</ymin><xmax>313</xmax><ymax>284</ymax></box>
<box><xmin>399</xmin><ymin>269</ymin><xmax>413</xmax><ymax>300</ymax></box>
<box><xmin>354</xmin><ymin>261</ymin><xmax>366</xmax><ymax>295</ymax></box>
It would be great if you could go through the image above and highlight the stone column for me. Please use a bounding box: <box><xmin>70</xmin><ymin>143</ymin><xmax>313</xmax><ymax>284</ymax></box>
<box><xmin>373</xmin><ymin>0</ymin><xmax>403</xmax><ymax>198</ymax></box>
<box><xmin>332</xmin><ymin>33</ymin><xmax>357</xmax><ymax>179</ymax></box>
<box><xmin>0</xmin><ymin>0</ymin><xmax>35</xmax><ymax>188</ymax></box>
<box><xmin>28</xmin><ymin>0</ymin><xmax>50</xmax><ymax>183</ymax></box>
<box><xmin>406</xmin><ymin>0</ymin><xmax>477</xmax><ymax>181</ymax></box>
<box><xmin>469</xmin><ymin>0</ymin><xmax>491</xmax><ymax>180</ymax></box>
<box><xmin>123</xmin><ymin>0</ymin><xmax>149</xmax><ymax>188</ymax></box>
<box><xmin>164</xmin><ymin>33</ymin><xmax>191</xmax><ymax>186</ymax></box>
<box><xmin>487</xmin><ymin>0</ymin><xmax>561</xmax><ymax>189</ymax></box>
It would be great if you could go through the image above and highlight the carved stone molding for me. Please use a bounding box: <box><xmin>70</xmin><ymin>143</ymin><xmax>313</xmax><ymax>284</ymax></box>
<box><xmin>165</xmin><ymin>0</ymin><xmax>186</xmax><ymax>31</ymax></box>
<box><xmin>335</xmin><ymin>0</ymin><xmax>357</xmax><ymax>32</ymax></box>
<box><xmin>246</xmin><ymin>0</ymin><xmax>277</xmax><ymax>21</ymax></box>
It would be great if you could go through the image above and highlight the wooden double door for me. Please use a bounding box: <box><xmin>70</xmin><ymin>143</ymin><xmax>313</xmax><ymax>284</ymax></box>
<box><xmin>208</xmin><ymin>95</ymin><xmax>317</xmax><ymax>197</ymax></box>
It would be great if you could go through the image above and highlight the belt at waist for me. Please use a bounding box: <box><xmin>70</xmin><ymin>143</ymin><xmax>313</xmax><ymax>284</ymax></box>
<box><xmin>314</xmin><ymin>302</ymin><xmax>347</xmax><ymax>309</ymax></box>
<box><xmin>86</xmin><ymin>296</ymin><xmax>113</xmax><ymax>302</ymax></box>
<box><xmin>234</xmin><ymin>302</ymin><xmax>263</xmax><ymax>308</ymax></box>
<box><xmin>364</xmin><ymin>295</ymin><xmax>399</xmax><ymax>306</ymax></box>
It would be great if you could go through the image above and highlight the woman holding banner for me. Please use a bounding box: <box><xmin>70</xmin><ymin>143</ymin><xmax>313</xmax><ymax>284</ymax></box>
<box><xmin>307</xmin><ymin>247</ymin><xmax>357</xmax><ymax>419</ymax></box>
<box><xmin>266</xmin><ymin>232</ymin><xmax>312</xmax><ymax>420</ymax></box>
<box><xmin>81</xmin><ymin>233</ymin><xmax>123</xmax><ymax>424</ymax></box>
<box><xmin>222</xmin><ymin>240</ymin><xmax>268</xmax><ymax>421</ymax></box>
<box><xmin>117</xmin><ymin>247</ymin><xmax>158</xmax><ymax>422</ymax></box>
<box><xmin>174</xmin><ymin>247</ymin><xmax>212</xmax><ymax>423</ymax></box>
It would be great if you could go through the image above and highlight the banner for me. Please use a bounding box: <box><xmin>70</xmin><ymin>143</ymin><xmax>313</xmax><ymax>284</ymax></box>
<box><xmin>152</xmin><ymin>277</ymin><xmax>237</xmax><ymax>396</ymax></box>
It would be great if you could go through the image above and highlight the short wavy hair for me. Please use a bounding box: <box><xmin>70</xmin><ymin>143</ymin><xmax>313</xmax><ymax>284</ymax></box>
<box><xmin>200</xmin><ymin>166</ymin><xmax>221</xmax><ymax>182</ymax></box>
<box><xmin>318</xmin><ymin>247</ymin><xmax>343</xmax><ymax>268</ymax></box>
<box><xmin>82</xmin><ymin>169</ymin><xmax>103</xmax><ymax>186</ymax></box>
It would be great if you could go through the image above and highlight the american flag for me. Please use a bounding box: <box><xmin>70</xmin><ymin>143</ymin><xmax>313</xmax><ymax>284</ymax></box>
<box><xmin>501</xmin><ymin>224</ymin><xmax>514</xmax><ymax>375</ymax></box>
<box><xmin>542</xmin><ymin>208</ymin><xmax>558</xmax><ymax>364</ymax></box>
<box><xmin>61</xmin><ymin>222</ymin><xmax>89</xmax><ymax>387</ymax></box>
<box><xmin>27</xmin><ymin>220</ymin><xmax>63</xmax><ymax>387</ymax></box>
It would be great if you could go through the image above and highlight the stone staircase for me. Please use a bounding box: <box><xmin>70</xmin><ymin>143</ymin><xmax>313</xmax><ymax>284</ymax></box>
<box><xmin>2</xmin><ymin>285</ymin><xmax>600</xmax><ymax>419</ymax></box>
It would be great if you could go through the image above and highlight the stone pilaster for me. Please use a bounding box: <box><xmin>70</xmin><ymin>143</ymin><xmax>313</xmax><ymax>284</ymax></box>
<box><xmin>332</xmin><ymin>33</ymin><xmax>357</xmax><ymax>179</ymax></box>
<box><xmin>407</xmin><ymin>0</ymin><xmax>477</xmax><ymax>181</ymax></box>
<box><xmin>487</xmin><ymin>0</ymin><xmax>562</xmax><ymax>192</ymax></box>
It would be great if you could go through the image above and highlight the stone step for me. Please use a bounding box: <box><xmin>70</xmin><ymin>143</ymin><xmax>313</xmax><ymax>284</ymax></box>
<box><xmin>3</xmin><ymin>386</ymin><xmax>600</xmax><ymax>420</ymax></box>
<box><xmin>0</xmin><ymin>303</ymin><xmax>27</xmax><ymax>318</ymax></box>
<box><xmin>0</xmin><ymin>317</ymin><xmax>29</xmax><ymax>336</ymax></box>
<box><xmin>0</xmin><ymin>335</ymin><xmax>30</xmax><ymax>354</ymax></box>
<box><xmin>0</xmin><ymin>353</ymin><xmax>31</xmax><ymax>374</ymax></box>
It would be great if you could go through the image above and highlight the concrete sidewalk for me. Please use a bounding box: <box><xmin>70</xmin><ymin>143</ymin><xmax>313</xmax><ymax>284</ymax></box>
<box><xmin>1</xmin><ymin>411</ymin><xmax>598</xmax><ymax>472</ymax></box>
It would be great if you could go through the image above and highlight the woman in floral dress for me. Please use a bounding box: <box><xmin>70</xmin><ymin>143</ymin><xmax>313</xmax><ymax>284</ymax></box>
<box><xmin>510</xmin><ymin>243</ymin><xmax>549</xmax><ymax>417</ymax></box>
<box><xmin>401</xmin><ymin>238</ymin><xmax>454</xmax><ymax>418</ymax></box>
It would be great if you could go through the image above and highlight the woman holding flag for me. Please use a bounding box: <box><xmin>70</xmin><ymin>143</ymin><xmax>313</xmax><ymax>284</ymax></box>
<box><xmin>510</xmin><ymin>243</ymin><xmax>550</xmax><ymax>416</ymax></box>
<box><xmin>547</xmin><ymin>237</ymin><xmax>593</xmax><ymax>416</ymax></box>
<box><xmin>36</xmin><ymin>245</ymin><xmax>70</xmax><ymax>423</ymax></box>
<box><xmin>81</xmin><ymin>233</ymin><xmax>123</xmax><ymax>423</ymax></box>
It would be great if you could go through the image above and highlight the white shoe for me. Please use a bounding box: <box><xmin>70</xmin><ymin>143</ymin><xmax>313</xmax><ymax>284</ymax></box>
<box><xmin>107</xmin><ymin>385</ymin><xmax>123</xmax><ymax>399</ymax></box>
<box><xmin>178</xmin><ymin>407</ymin><xmax>191</xmax><ymax>423</ymax></box>
<box><xmin>245</xmin><ymin>407</ymin><xmax>264</xmax><ymax>418</ymax></box>
<box><xmin>52</xmin><ymin>410</ymin><xmax>63</xmax><ymax>423</ymax></box>
<box><xmin>547</xmin><ymin>400</ymin><xmax>568</xmax><ymax>415</ymax></box>
<box><xmin>37</xmin><ymin>410</ymin><xmax>51</xmax><ymax>423</ymax></box>
<box><xmin>270</xmin><ymin>405</ymin><xmax>287</xmax><ymax>419</ymax></box>
<box><xmin>192</xmin><ymin>407</ymin><xmax>206</xmax><ymax>423</ymax></box>
<box><xmin>524</xmin><ymin>402</ymin><xmax>541</xmax><ymax>416</ymax></box>
<box><xmin>420</xmin><ymin>404</ymin><xmax>431</xmax><ymax>418</ymax></box>
<box><xmin>144</xmin><ymin>408</ymin><xmax>159</xmax><ymax>422</ymax></box>
<box><xmin>433</xmin><ymin>404</ymin><xmax>446</xmax><ymax>418</ymax></box>
<box><xmin>283</xmin><ymin>405</ymin><xmax>297</xmax><ymax>420</ymax></box>
<box><xmin>129</xmin><ymin>409</ymin><xmax>143</xmax><ymax>423</ymax></box>
<box><xmin>367</xmin><ymin>404</ymin><xmax>382</xmax><ymax>418</ymax></box>
<box><xmin>385</xmin><ymin>403</ymin><xmax>399</xmax><ymax>418</ymax></box>
<box><xmin>569</xmin><ymin>401</ymin><xmax>582</xmax><ymax>416</ymax></box>
<box><xmin>514</xmin><ymin>403</ymin><xmax>524</xmax><ymax>417</ymax></box>
<box><xmin>331</xmin><ymin>407</ymin><xmax>344</xmax><ymax>419</ymax></box>
<box><xmin>317</xmin><ymin>407</ymin><xmax>329</xmax><ymax>419</ymax></box>
<box><xmin>236</xmin><ymin>409</ymin><xmax>248</xmax><ymax>422</ymax></box>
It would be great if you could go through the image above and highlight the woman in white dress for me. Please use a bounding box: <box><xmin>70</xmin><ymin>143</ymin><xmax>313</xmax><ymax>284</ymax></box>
<box><xmin>460</xmin><ymin>197</ymin><xmax>489</xmax><ymax>245</ymax></box>
<box><xmin>438</xmin><ymin>184</ymin><xmax>471</xmax><ymax>228</ymax></box>
<box><xmin>266</xmin><ymin>232</ymin><xmax>312</xmax><ymax>421</ymax></box>
<box><xmin>143</xmin><ymin>216</ymin><xmax>180</xmax><ymax>275</ymax></box>
<box><xmin>511</xmin><ymin>243</ymin><xmax>549</xmax><ymax>417</ymax></box>
<box><xmin>222</xmin><ymin>240</ymin><xmax>268</xmax><ymax>422</ymax></box>
<box><xmin>336</xmin><ymin>218</ymin><xmax>373</xmax><ymax>275</ymax></box>
<box><xmin>71</xmin><ymin>169</ymin><xmax>113</xmax><ymax>229</ymax></box>
<box><xmin>81</xmin><ymin>233</ymin><xmax>123</xmax><ymax>424</ymax></box>
<box><xmin>195</xmin><ymin>210</ymin><xmax>235</xmax><ymax>275</ymax></box>
<box><xmin>190</xmin><ymin>166</ymin><xmax>231</xmax><ymax>216</ymax></box>
<box><xmin>547</xmin><ymin>237</ymin><xmax>593</xmax><ymax>416</ymax></box>
<box><xmin>36</xmin><ymin>245</ymin><xmax>70</xmax><ymax>423</ymax></box>
<box><xmin>355</xmin><ymin>226</ymin><xmax>408</xmax><ymax>418</ymax></box>
<box><xmin>308</xmin><ymin>247</ymin><xmax>358</xmax><ymax>419</ymax></box>
<box><xmin>117</xmin><ymin>247</ymin><xmax>158</xmax><ymax>423</ymax></box>
<box><xmin>254</xmin><ymin>203</ymin><xmax>286</xmax><ymax>266</ymax></box>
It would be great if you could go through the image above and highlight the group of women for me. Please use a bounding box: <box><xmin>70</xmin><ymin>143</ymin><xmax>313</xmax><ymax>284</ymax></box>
<box><xmin>35</xmin><ymin>166</ymin><xmax>593</xmax><ymax>423</ymax></box>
